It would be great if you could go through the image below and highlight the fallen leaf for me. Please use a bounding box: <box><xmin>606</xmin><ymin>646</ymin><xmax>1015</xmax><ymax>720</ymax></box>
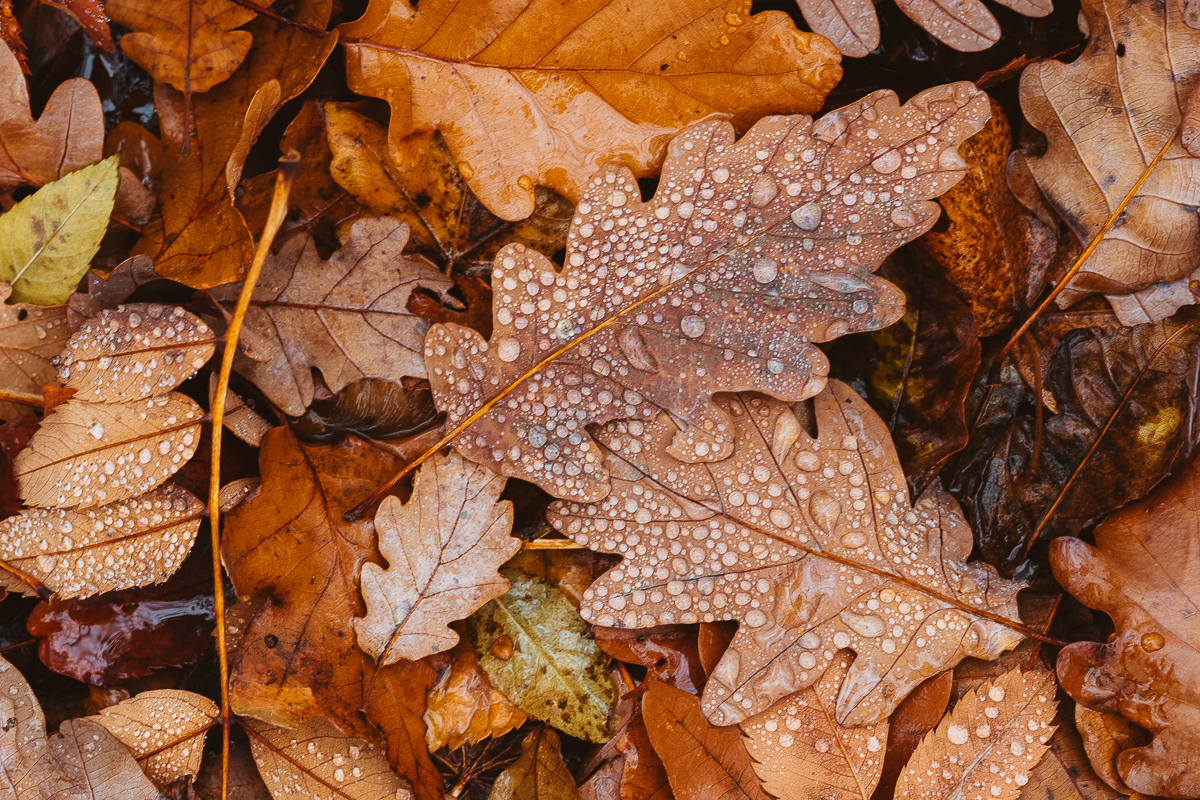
<box><xmin>594</xmin><ymin>625</ymin><xmax>705</xmax><ymax>693</ymax></box>
<box><xmin>742</xmin><ymin>651</ymin><xmax>889</xmax><ymax>800</ymax></box>
<box><xmin>0</xmin><ymin>482</ymin><xmax>203</xmax><ymax>598</ymax></box>
<box><xmin>491</xmin><ymin>727</ymin><xmax>580</xmax><ymax>800</ymax></box>
<box><xmin>1075</xmin><ymin>705</ymin><xmax>1152</xmax><ymax>795</ymax></box>
<box><xmin>423</xmin><ymin>636</ymin><xmax>527</xmax><ymax>752</ymax></box>
<box><xmin>289</xmin><ymin>379</ymin><xmax>437</xmax><ymax>444</ymax></box>
<box><xmin>644</xmin><ymin>680</ymin><xmax>771</xmax><ymax>800</ymax></box>
<box><xmin>894</xmin><ymin>668</ymin><xmax>1057</xmax><ymax>800</ymax></box>
<box><xmin>207</xmin><ymin>218</ymin><xmax>452</xmax><ymax>416</ymax></box>
<box><xmin>107</xmin><ymin>0</ymin><xmax>256</xmax><ymax>93</ymax></box>
<box><xmin>356</xmin><ymin>451</ymin><xmax>516</xmax><ymax>664</ymax></box>
<box><xmin>550</xmin><ymin>382</ymin><xmax>1024</xmax><ymax>727</ymax></box>
<box><xmin>37</xmin><ymin>0</ymin><xmax>113</xmax><ymax>51</ymax></box>
<box><xmin>0</xmin><ymin>157</ymin><xmax>118</xmax><ymax>305</ymax></box>
<box><xmin>470</xmin><ymin>568</ymin><xmax>615</xmax><ymax>743</ymax></box>
<box><xmin>428</xmin><ymin>84</ymin><xmax>989</xmax><ymax>502</ymax></box>
<box><xmin>580</xmin><ymin>694</ymin><xmax>672</xmax><ymax>800</ymax></box>
<box><xmin>15</xmin><ymin>393</ymin><xmax>203</xmax><ymax>509</ymax></box>
<box><xmin>0</xmin><ymin>283</ymin><xmax>70</xmax><ymax>418</ymax></box>
<box><xmin>0</xmin><ymin>1</ymin><xmax>26</xmax><ymax>72</ymax></box>
<box><xmin>1051</xmin><ymin>453</ymin><xmax>1200</xmax><ymax>797</ymax></box>
<box><xmin>339</xmin><ymin>0</ymin><xmax>841</xmax><ymax>220</ymax></box>
<box><xmin>0</xmin><ymin>38</ymin><xmax>104</xmax><ymax>189</ymax></box>
<box><xmin>0</xmin><ymin>654</ymin><xmax>166</xmax><ymax>800</ymax></box>
<box><xmin>505</xmin><ymin>548</ymin><xmax>619</xmax><ymax>610</ymax></box>
<box><xmin>1024</xmin><ymin>705</ymin><xmax>1126</xmax><ymax>800</ymax></box>
<box><xmin>193</xmin><ymin>727</ymin><xmax>272</xmax><ymax>800</ymax></box>
<box><xmin>87</xmin><ymin>689</ymin><xmax>218</xmax><ymax>786</ymax></box>
<box><xmin>365</xmin><ymin>657</ymin><xmax>446</xmax><ymax>800</ymax></box>
<box><xmin>871</xmin><ymin>672</ymin><xmax>953</xmax><ymax>800</ymax></box>
<box><xmin>65</xmin><ymin>256</ymin><xmax>165</xmax><ymax>328</ymax></box>
<box><xmin>408</xmin><ymin>275</ymin><xmax>494</xmax><ymax>339</ymax></box>
<box><xmin>1018</xmin><ymin>0</ymin><xmax>1200</xmax><ymax>324</ymax></box>
<box><xmin>210</xmin><ymin>374</ymin><xmax>272</xmax><ymax>448</ymax></box>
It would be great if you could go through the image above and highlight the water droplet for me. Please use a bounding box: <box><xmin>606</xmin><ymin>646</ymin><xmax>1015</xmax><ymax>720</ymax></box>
<box><xmin>872</xmin><ymin>151</ymin><xmax>901</xmax><ymax>173</ymax></box>
<box><xmin>839</xmin><ymin>611</ymin><xmax>885</xmax><ymax>637</ymax></box>
<box><xmin>1141</xmin><ymin>632</ymin><xmax>1165</xmax><ymax>651</ymax></box>
<box><xmin>88</xmin><ymin>423</ymin><xmax>104</xmax><ymax>439</ymax></box>
<box><xmin>771</xmin><ymin>411</ymin><xmax>800</xmax><ymax>458</ymax></box>
<box><xmin>680</xmin><ymin>315</ymin><xmax>706</xmax><ymax>338</ymax></box>
<box><xmin>948</xmin><ymin>724</ymin><xmax>969</xmax><ymax>745</ymax></box>
<box><xmin>750</xmin><ymin>175</ymin><xmax>777</xmax><ymax>207</ymax></box>
<box><xmin>796</xmin><ymin>451</ymin><xmax>819</xmax><ymax>471</ymax></box>
<box><xmin>528</xmin><ymin>426</ymin><xmax>548</xmax><ymax>448</ymax></box>
<box><xmin>517</xmin><ymin>175</ymin><xmax>533</xmax><ymax>190</ymax></box>
<box><xmin>753</xmin><ymin>258</ymin><xmax>778</xmax><ymax>284</ymax></box>
<box><xmin>891</xmin><ymin>206</ymin><xmax>918</xmax><ymax>227</ymax></box>
<box><xmin>840</xmin><ymin>530</ymin><xmax>867</xmax><ymax>548</ymax></box>
<box><xmin>809</xmin><ymin>491</ymin><xmax>841</xmax><ymax>534</ymax></box>
<box><xmin>619</xmin><ymin>326</ymin><xmax>659</xmax><ymax>372</ymax></box>
<box><xmin>791</xmin><ymin>202</ymin><xmax>821</xmax><ymax>231</ymax></box>
<box><xmin>769</xmin><ymin>509</ymin><xmax>793</xmax><ymax>528</ymax></box>
<box><xmin>497</xmin><ymin>338</ymin><xmax>521</xmax><ymax>362</ymax></box>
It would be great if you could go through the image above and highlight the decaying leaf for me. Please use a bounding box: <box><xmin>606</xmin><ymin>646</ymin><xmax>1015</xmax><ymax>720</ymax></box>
<box><xmin>742</xmin><ymin>651</ymin><xmax>889</xmax><ymax>800</ymax></box>
<box><xmin>551</xmin><ymin>382</ymin><xmax>1024</xmax><ymax>727</ymax></box>
<box><xmin>428</xmin><ymin>84</ymin><xmax>989</xmax><ymax>502</ymax></box>
<box><xmin>1019</xmin><ymin>0</ymin><xmax>1200</xmax><ymax>324</ymax></box>
<box><xmin>107</xmin><ymin>0</ymin><xmax>257</xmax><ymax>93</ymax></box>
<box><xmin>208</xmin><ymin>218</ymin><xmax>452</xmax><ymax>416</ymax></box>
<box><xmin>0</xmin><ymin>157</ymin><xmax>118</xmax><ymax>306</ymax></box>
<box><xmin>15</xmin><ymin>393</ymin><xmax>203</xmax><ymax>509</ymax></box>
<box><xmin>423</xmin><ymin>636</ymin><xmax>527</xmax><ymax>752</ymax></box>
<box><xmin>594</xmin><ymin>624</ymin><xmax>706</xmax><ymax>692</ymax></box>
<box><xmin>355</xmin><ymin>450</ymin><xmax>517</xmax><ymax>664</ymax></box>
<box><xmin>894</xmin><ymin>668</ymin><xmax>1057</xmax><ymax>800</ymax></box>
<box><xmin>1051</xmin><ymin>454</ymin><xmax>1200</xmax><ymax>798</ymax></box>
<box><xmin>88</xmin><ymin>689</ymin><xmax>218</xmax><ymax>787</ymax></box>
<box><xmin>490</xmin><ymin>727</ymin><xmax>581</xmax><ymax>800</ymax></box>
<box><xmin>244</xmin><ymin>715</ymin><xmax>415</xmax><ymax>800</ymax></box>
<box><xmin>0</xmin><ymin>654</ymin><xmax>165</xmax><ymax>800</ymax></box>
<box><xmin>1075</xmin><ymin>705</ymin><xmax>1151</xmax><ymax>795</ymax></box>
<box><xmin>53</xmin><ymin>303</ymin><xmax>214</xmax><ymax>403</ymax></box>
<box><xmin>340</xmin><ymin>0</ymin><xmax>841</xmax><ymax>221</ymax></box>
<box><xmin>470</xmin><ymin>569</ymin><xmax>615</xmax><ymax>743</ymax></box>
<box><xmin>0</xmin><ymin>283</ymin><xmax>70</xmax><ymax>417</ymax></box>
<box><xmin>644</xmin><ymin>680</ymin><xmax>771</xmax><ymax>800</ymax></box>
<box><xmin>580</xmin><ymin>692</ymin><xmax>672</xmax><ymax>800</ymax></box>
<box><xmin>0</xmin><ymin>482</ymin><xmax>203</xmax><ymax>598</ymax></box>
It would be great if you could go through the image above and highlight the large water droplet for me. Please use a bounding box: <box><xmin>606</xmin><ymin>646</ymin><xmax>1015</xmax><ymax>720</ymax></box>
<box><xmin>750</xmin><ymin>175</ymin><xmax>778</xmax><ymax>207</ymax></box>
<box><xmin>839</xmin><ymin>611</ymin><xmax>885</xmax><ymax>638</ymax></box>
<box><xmin>680</xmin><ymin>315</ymin><xmax>706</xmax><ymax>338</ymax></box>
<box><xmin>771</xmin><ymin>411</ymin><xmax>800</xmax><ymax>459</ymax></box>
<box><xmin>809</xmin><ymin>491</ymin><xmax>841</xmax><ymax>534</ymax></box>
<box><xmin>791</xmin><ymin>202</ymin><xmax>822</xmax><ymax>231</ymax></box>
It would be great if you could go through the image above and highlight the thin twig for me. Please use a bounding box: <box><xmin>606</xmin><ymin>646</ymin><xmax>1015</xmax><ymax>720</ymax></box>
<box><xmin>521</xmin><ymin>539</ymin><xmax>584</xmax><ymax>550</ymax></box>
<box><xmin>0</xmin><ymin>388</ymin><xmax>44</xmax><ymax>408</ymax></box>
<box><xmin>209</xmin><ymin>151</ymin><xmax>299</xmax><ymax>800</ymax></box>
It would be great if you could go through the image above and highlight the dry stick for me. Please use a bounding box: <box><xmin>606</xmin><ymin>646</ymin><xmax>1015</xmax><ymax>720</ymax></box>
<box><xmin>208</xmin><ymin>151</ymin><xmax>299</xmax><ymax>800</ymax></box>
<box><xmin>1019</xmin><ymin>319</ymin><xmax>1200</xmax><ymax>563</ymax></box>
<box><xmin>0</xmin><ymin>388</ymin><xmax>44</xmax><ymax>408</ymax></box>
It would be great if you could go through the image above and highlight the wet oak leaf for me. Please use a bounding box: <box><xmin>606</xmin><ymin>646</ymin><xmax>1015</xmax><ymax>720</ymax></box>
<box><xmin>0</xmin><ymin>283</ymin><xmax>70</xmax><ymax>418</ymax></box>
<box><xmin>339</xmin><ymin>0</ymin><xmax>841</xmax><ymax>221</ymax></box>
<box><xmin>423</xmin><ymin>636</ymin><xmax>526</xmax><ymax>752</ymax></box>
<box><xmin>428</xmin><ymin>84</ymin><xmax>989</xmax><ymax>502</ymax></box>
<box><xmin>550</xmin><ymin>382</ymin><xmax>1024</xmax><ymax>727</ymax></box>
<box><xmin>469</xmin><ymin>569</ymin><xmax>615</xmax><ymax>743</ymax></box>
<box><xmin>0</xmin><ymin>655</ymin><xmax>166</xmax><ymax>800</ymax></box>
<box><xmin>208</xmin><ymin>218</ymin><xmax>453</xmax><ymax>416</ymax></box>
<box><xmin>1019</xmin><ymin>0</ymin><xmax>1200</xmax><ymax>324</ymax></box>
<box><xmin>87</xmin><ymin>689</ymin><xmax>218</xmax><ymax>787</ymax></box>
<box><xmin>15</xmin><ymin>393</ymin><xmax>203</xmax><ymax>509</ymax></box>
<box><xmin>490</xmin><ymin>727</ymin><xmax>581</xmax><ymax>800</ymax></box>
<box><xmin>0</xmin><ymin>482</ymin><xmax>203</xmax><ymax>598</ymax></box>
<box><xmin>742</xmin><ymin>651</ymin><xmax>889</xmax><ymax>800</ymax></box>
<box><xmin>1074</xmin><ymin>705</ymin><xmax>1152</xmax><ymax>794</ymax></box>
<box><xmin>893</xmin><ymin>668</ymin><xmax>1057</xmax><ymax>800</ymax></box>
<box><xmin>871</xmin><ymin>671</ymin><xmax>953</xmax><ymax>800</ymax></box>
<box><xmin>355</xmin><ymin>450</ymin><xmax>517</xmax><ymax>664</ymax></box>
<box><xmin>1051</xmin><ymin>453</ymin><xmax>1200</xmax><ymax>798</ymax></box>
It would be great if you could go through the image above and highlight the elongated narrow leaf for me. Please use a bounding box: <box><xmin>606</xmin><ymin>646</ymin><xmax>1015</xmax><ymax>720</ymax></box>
<box><xmin>88</xmin><ymin>689</ymin><xmax>218</xmax><ymax>787</ymax></box>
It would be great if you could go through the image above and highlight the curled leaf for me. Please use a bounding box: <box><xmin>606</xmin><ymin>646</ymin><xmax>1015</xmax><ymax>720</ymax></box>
<box><xmin>423</xmin><ymin>637</ymin><xmax>526</xmax><ymax>752</ymax></box>
<box><xmin>0</xmin><ymin>283</ymin><xmax>70</xmax><ymax>417</ymax></box>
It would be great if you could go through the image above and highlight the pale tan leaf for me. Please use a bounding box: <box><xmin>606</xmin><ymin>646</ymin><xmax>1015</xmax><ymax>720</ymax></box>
<box><xmin>0</xmin><ymin>655</ymin><xmax>165</xmax><ymax>800</ymax></box>
<box><xmin>428</xmin><ymin>83</ymin><xmax>989</xmax><ymax>503</ymax></box>
<box><xmin>88</xmin><ymin>689</ymin><xmax>218</xmax><ymax>787</ymax></box>
<box><xmin>0</xmin><ymin>482</ymin><xmax>203</xmax><ymax>598</ymax></box>
<box><xmin>355</xmin><ymin>451</ymin><xmax>517</xmax><ymax>664</ymax></box>
<box><xmin>0</xmin><ymin>282</ymin><xmax>70</xmax><ymax>417</ymax></box>
<box><xmin>209</xmin><ymin>374</ymin><xmax>272</xmax><ymax>448</ymax></box>
<box><xmin>15</xmin><ymin>393</ymin><xmax>203</xmax><ymax>509</ymax></box>
<box><xmin>550</xmin><ymin>382</ymin><xmax>1024</xmax><ymax>728</ymax></box>
<box><xmin>244</xmin><ymin>716</ymin><xmax>415</xmax><ymax>800</ymax></box>
<box><xmin>423</xmin><ymin>637</ymin><xmax>526</xmax><ymax>752</ymax></box>
<box><xmin>742</xmin><ymin>652</ymin><xmax>888</xmax><ymax>800</ymax></box>
<box><xmin>490</xmin><ymin>727</ymin><xmax>581</xmax><ymax>800</ymax></box>
<box><xmin>894</xmin><ymin>669</ymin><xmax>1058</xmax><ymax>800</ymax></box>
<box><xmin>55</xmin><ymin>303</ymin><xmax>216</xmax><ymax>403</ymax></box>
<box><xmin>208</xmin><ymin>218</ymin><xmax>453</xmax><ymax>416</ymax></box>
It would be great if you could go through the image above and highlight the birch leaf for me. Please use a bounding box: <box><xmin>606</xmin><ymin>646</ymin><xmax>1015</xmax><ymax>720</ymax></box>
<box><xmin>0</xmin><ymin>283</ymin><xmax>70</xmax><ymax>417</ymax></box>
<box><xmin>88</xmin><ymin>689</ymin><xmax>218</xmax><ymax>787</ymax></box>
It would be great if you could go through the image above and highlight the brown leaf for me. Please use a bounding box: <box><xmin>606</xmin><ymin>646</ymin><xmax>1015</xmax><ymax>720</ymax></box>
<box><xmin>355</xmin><ymin>450</ymin><xmax>517</xmax><ymax>664</ymax></box>
<box><xmin>107</xmin><ymin>0</ymin><xmax>256</xmax><ymax>93</ymax></box>
<box><xmin>643</xmin><ymin>680</ymin><xmax>771</xmax><ymax>800</ymax></box>
<box><xmin>742</xmin><ymin>651</ymin><xmax>889</xmax><ymax>800</ymax></box>
<box><xmin>0</xmin><ymin>482</ymin><xmax>203</xmax><ymax>598</ymax></box>
<box><xmin>505</xmin><ymin>548</ymin><xmax>619</xmax><ymax>610</ymax></box>
<box><xmin>0</xmin><ymin>283</ymin><xmax>70</xmax><ymax>419</ymax></box>
<box><xmin>0</xmin><ymin>38</ymin><xmax>103</xmax><ymax>189</ymax></box>
<box><xmin>1051</xmin><ymin>454</ymin><xmax>1200</xmax><ymax>797</ymax></box>
<box><xmin>87</xmin><ymin>689</ymin><xmax>218</xmax><ymax>787</ymax></box>
<box><xmin>1019</xmin><ymin>0</ymin><xmax>1200</xmax><ymax>324</ymax></box>
<box><xmin>424</xmin><ymin>636</ymin><xmax>526</xmax><ymax>752</ymax></box>
<box><xmin>364</xmin><ymin>657</ymin><xmax>445</xmax><ymax>800</ymax></box>
<box><xmin>550</xmin><ymin>382</ymin><xmax>1024</xmax><ymax>727</ymax></box>
<box><xmin>871</xmin><ymin>672</ymin><xmax>953</xmax><ymax>800</ymax></box>
<box><xmin>429</xmin><ymin>84</ymin><xmax>989</xmax><ymax>502</ymax></box>
<box><xmin>894</xmin><ymin>668</ymin><xmax>1058</xmax><ymax>800</ymax></box>
<box><xmin>209</xmin><ymin>374</ymin><xmax>272</xmax><ymax>448</ymax></box>
<box><xmin>15</xmin><ymin>393</ymin><xmax>203</xmax><ymax>509</ymax></box>
<box><xmin>193</xmin><ymin>727</ymin><xmax>272</xmax><ymax>800</ymax></box>
<box><xmin>0</xmin><ymin>654</ymin><xmax>166</xmax><ymax>800</ymax></box>
<box><xmin>0</xmin><ymin>1</ymin><xmax>26</xmax><ymax>72</ymax></box>
<box><xmin>38</xmin><ymin>0</ymin><xmax>113</xmax><ymax>51</ymax></box>
<box><xmin>339</xmin><ymin>0</ymin><xmax>840</xmax><ymax>221</ymax></box>
<box><xmin>489</xmin><ymin>727</ymin><xmax>580</xmax><ymax>800</ymax></box>
<box><xmin>1024</xmin><ymin>705</ymin><xmax>1126</xmax><ymax>800</ymax></box>
<box><xmin>289</xmin><ymin>379</ymin><xmax>438</xmax><ymax>444</ymax></box>
<box><xmin>208</xmin><ymin>218</ymin><xmax>453</xmax><ymax>416</ymax></box>
<box><xmin>1075</xmin><ymin>705</ymin><xmax>1152</xmax><ymax>795</ymax></box>
<box><xmin>594</xmin><ymin>625</ymin><xmax>705</xmax><ymax>693</ymax></box>
<box><xmin>408</xmin><ymin>275</ymin><xmax>494</xmax><ymax>339</ymax></box>
<box><xmin>581</xmin><ymin>696</ymin><xmax>673</xmax><ymax>800</ymax></box>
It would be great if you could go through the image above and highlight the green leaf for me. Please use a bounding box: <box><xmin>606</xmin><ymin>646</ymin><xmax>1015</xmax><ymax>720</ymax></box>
<box><xmin>470</xmin><ymin>569</ymin><xmax>614</xmax><ymax>743</ymax></box>
<box><xmin>0</xmin><ymin>156</ymin><xmax>119</xmax><ymax>305</ymax></box>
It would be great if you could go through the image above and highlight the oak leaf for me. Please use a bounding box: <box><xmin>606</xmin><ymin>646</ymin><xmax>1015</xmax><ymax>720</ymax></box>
<box><xmin>893</xmin><ymin>668</ymin><xmax>1057</xmax><ymax>800</ymax></box>
<box><xmin>1019</xmin><ymin>0</ymin><xmax>1200</xmax><ymax>324</ymax></box>
<box><xmin>0</xmin><ymin>157</ymin><xmax>118</xmax><ymax>306</ymax></box>
<box><xmin>428</xmin><ymin>84</ymin><xmax>989</xmax><ymax>502</ymax></box>
<box><xmin>470</xmin><ymin>569</ymin><xmax>615</xmax><ymax>743</ymax></box>
<box><xmin>0</xmin><ymin>482</ymin><xmax>203</xmax><ymax>598</ymax></box>
<box><xmin>423</xmin><ymin>636</ymin><xmax>526</xmax><ymax>752</ymax></box>
<box><xmin>1051</xmin><ymin>452</ymin><xmax>1200</xmax><ymax>798</ymax></box>
<box><xmin>0</xmin><ymin>283</ymin><xmax>70</xmax><ymax>418</ymax></box>
<box><xmin>549</xmin><ymin>382</ymin><xmax>1024</xmax><ymax>727</ymax></box>
<box><xmin>87</xmin><ymin>689</ymin><xmax>218</xmax><ymax>787</ymax></box>
<box><xmin>355</xmin><ymin>450</ymin><xmax>517</xmax><ymax>664</ymax></box>
<box><xmin>206</xmin><ymin>218</ymin><xmax>452</xmax><ymax>416</ymax></box>
<box><xmin>0</xmin><ymin>655</ymin><xmax>166</xmax><ymax>800</ymax></box>
<box><xmin>340</xmin><ymin>0</ymin><xmax>841</xmax><ymax>221</ymax></box>
<box><xmin>15</xmin><ymin>393</ymin><xmax>203</xmax><ymax>509</ymax></box>
<box><xmin>1074</xmin><ymin>705</ymin><xmax>1151</xmax><ymax>795</ymax></box>
<box><xmin>491</xmin><ymin>727</ymin><xmax>581</xmax><ymax>800</ymax></box>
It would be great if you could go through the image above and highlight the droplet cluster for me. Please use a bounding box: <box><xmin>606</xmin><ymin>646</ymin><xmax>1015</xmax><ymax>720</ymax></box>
<box><xmin>90</xmin><ymin>690</ymin><xmax>218</xmax><ymax>784</ymax></box>
<box><xmin>427</xmin><ymin>83</ymin><xmax>988</xmax><ymax>502</ymax></box>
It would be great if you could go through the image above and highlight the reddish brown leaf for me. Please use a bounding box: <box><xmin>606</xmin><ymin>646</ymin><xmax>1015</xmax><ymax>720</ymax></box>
<box><xmin>871</xmin><ymin>671</ymin><xmax>953</xmax><ymax>800</ymax></box>
<box><xmin>423</xmin><ymin>636</ymin><xmax>526</xmax><ymax>752</ymax></box>
<box><xmin>490</xmin><ymin>727</ymin><xmax>580</xmax><ymax>800</ymax></box>
<box><xmin>594</xmin><ymin>625</ymin><xmax>705</xmax><ymax>693</ymax></box>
